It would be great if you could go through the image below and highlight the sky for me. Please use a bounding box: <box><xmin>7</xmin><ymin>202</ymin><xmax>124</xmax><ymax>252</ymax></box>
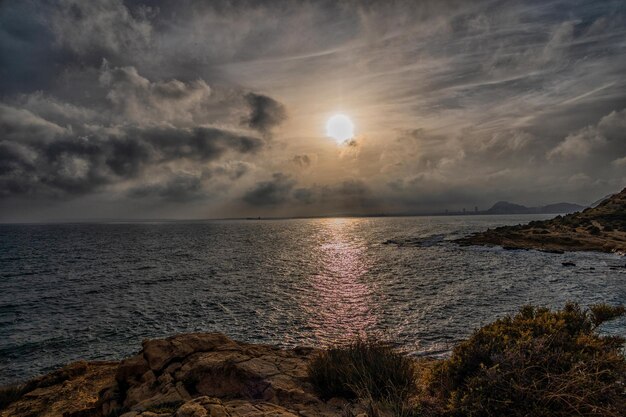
<box><xmin>0</xmin><ymin>0</ymin><xmax>625</xmax><ymax>221</ymax></box>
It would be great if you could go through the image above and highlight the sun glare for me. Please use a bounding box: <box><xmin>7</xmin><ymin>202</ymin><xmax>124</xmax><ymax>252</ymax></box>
<box><xmin>326</xmin><ymin>114</ymin><xmax>354</xmax><ymax>143</ymax></box>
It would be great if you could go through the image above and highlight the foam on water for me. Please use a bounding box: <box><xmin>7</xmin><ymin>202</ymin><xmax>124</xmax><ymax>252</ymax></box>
<box><xmin>1</xmin><ymin>215</ymin><xmax>625</xmax><ymax>384</ymax></box>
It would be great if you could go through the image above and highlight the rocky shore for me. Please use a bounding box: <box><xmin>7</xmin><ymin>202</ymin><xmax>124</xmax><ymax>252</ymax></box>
<box><xmin>0</xmin><ymin>333</ymin><xmax>370</xmax><ymax>417</ymax></box>
<box><xmin>456</xmin><ymin>187</ymin><xmax>626</xmax><ymax>254</ymax></box>
<box><xmin>3</xmin><ymin>303</ymin><xmax>625</xmax><ymax>417</ymax></box>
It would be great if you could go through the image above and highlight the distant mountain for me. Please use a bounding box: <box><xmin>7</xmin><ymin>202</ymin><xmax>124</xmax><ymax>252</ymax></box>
<box><xmin>485</xmin><ymin>201</ymin><xmax>585</xmax><ymax>215</ymax></box>
<box><xmin>486</xmin><ymin>201</ymin><xmax>530</xmax><ymax>214</ymax></box>
<box><xmin>540</xmin><ymin>202</ymin><xmax>586</xmax><ymax>214</ymax></box>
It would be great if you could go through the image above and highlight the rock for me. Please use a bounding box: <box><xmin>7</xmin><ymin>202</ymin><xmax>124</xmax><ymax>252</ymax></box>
<box><xmin>142</xmin><ymin>333</ymin><xmax>239</xmax><ymax>372</ymax></box>
<box><xmin>117</xmin><ymin>354</ymin><xmax>150</xmax><ymax>385</ymax></box>
<box><xmin>562</xmin><ymin>261</ymin><xmax>576</xmax><ymax>267</ymax></box>
<box><xmin>188</xmin><ymin>397</ymin><xmax>231</xmax><ymax>417</ymax></box>
<box><xmin>176</xmin><ymin>401</ymin><xmax>209</xmax><ymax>417</ymax></box>
<box><xmin>95</xmin><ymin>333</ymin><xmax>350</xmax><ymax>417</ymax></box>
<box><xmin>0</xmin><ymin>361</ymin><xmax>117</xmax><ymax>417</ymax></box>
<box><xmin>4</xmin><ymin>333</ymin><xmax>360</xmax><ymax>417</ymax></box>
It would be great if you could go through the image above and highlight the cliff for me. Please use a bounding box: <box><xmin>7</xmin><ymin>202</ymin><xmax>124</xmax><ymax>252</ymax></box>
<box><xmin>457</xmin><ymin>187</ymin><xmax>626</xmax><ymax>254</ymax></box>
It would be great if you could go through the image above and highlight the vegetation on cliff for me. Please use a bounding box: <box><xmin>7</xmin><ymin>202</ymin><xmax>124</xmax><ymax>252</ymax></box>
<box><xmin>422</xmin><ymin>303</ymin><xmax>626</xmax><ymax>416</ymax></box>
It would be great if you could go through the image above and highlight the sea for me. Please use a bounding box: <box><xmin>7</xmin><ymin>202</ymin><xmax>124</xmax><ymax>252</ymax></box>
<box><xmin>1</xmin><ymin>215</ymin><xmax>625</xmax><ymax>385</ymax></box>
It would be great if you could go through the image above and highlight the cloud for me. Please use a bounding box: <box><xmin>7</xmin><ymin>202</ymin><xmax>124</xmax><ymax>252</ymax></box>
<box><xmin>243</xmin><ymin>173</ymin><xmax>296</xmax><ymax>206</ymax></box>
<box><xmin>547</xmin><ymin>109</ymin><xmax>626</xmax><ymax>160</ymax></box>
<box><xmin>293</xmin><ymin>187</ymin><xmax>315</xmax><ymax>204</ymax></box>
<box><xmin>547</xmin><ymin>127</ymin><xmax>606</xmax><ymax>159</ymax></box>
<box><xmin>49</xmin><ymin>0</ymin><xmax>152</xmax><ymax>56</ymax></box>
<box><xmin>0</xmin><ymin>51</ymin><xmax>293</xmax><ymax>205</ymax></box>
<box><xmin>128</xmin><ymin>172</ymin><xmax>205</xmax><ymax>201</ymax></box>
<box><xmin>211</xmin><ymin>161</ymin><xmax>252</xmax><ymax>180</ymax></box>
<box><xmin>0</xmin><ymin>103</ymin><xmax>66</xmax><ymax>142</ymax></box>
<box><xmin>99</xmin><ymin>60</ymin><xmax>213</xmax><ymax>125</ymax></box>
<box><xmin>292</xmin><ymin>154</ymin><xmax>316</xmax><ymax>168</ymax></box>
<box><xmin>243</xmin><ymin>93</ymin><xmax>287</xmax><ymax>133</ymax></box>
<box><xmin>0</xmin><ymin>102</ymin><xmax>264</xmax><ymax>198</ymax></box>
<box><xmin>284</xmin><ymin>179</ymin><xmax>378</xmax><ymax>211</ymax></box>
<box><xmin>612</xmin><ymin>156</ymin><xmax>626</xmax><ymax>167</ymax></box>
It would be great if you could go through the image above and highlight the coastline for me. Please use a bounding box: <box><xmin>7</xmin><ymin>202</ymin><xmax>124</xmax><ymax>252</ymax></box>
<box><xmin>3</xmin><ymin>303</ymin><xmax>625</xmax><ymax>417</ymax></box>
<box><xmin>3</xmin><ymin>302</ymin><xmax>625</xmax><ymax>417</ymax></box>
<box><xmin>456</xmin><ymin>187</ymin><xmax>626</xmax><ymax>255</ymax></box>
<box><xmin>456</xmin><ymin>226</ymin><xmax>626</xmax><ymax>255</ymax></box>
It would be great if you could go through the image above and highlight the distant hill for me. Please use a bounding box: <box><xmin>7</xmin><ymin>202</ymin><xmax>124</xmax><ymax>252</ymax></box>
<box><xmin>458</xmin><ymin>187</ymin><xmax>626</xmax><ymax>254</ymax></box>
<box><xmin>485</xmin><ymin>201</ymin><xmax>585</xmax><ymax>215</ymax></box>
<box><xmin>540</xmin><ymin>202</ymin><xmax>586</xmax><ymax>214</ymax></box>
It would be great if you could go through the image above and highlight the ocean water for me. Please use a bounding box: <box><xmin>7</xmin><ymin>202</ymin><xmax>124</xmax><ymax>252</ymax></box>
<box><xmin>1</xmin><ymin>215</ymin><xmax>625</xmax><ymax>385</ymax></box>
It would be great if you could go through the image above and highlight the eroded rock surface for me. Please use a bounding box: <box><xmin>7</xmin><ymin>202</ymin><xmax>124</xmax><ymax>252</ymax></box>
<box><xmin>104</xmin><ymin>333</ymin><xmax>356</xmax><ymax>416</ymax></box>
<box><xmin>0</xmin><ymin>332</ymin><xmax>365</xmax><ymax>417</ymax></box>
<box><xmin>0</xmin><ymin>360</ymin><xmax>118</xmax><ymax>417</ymax></box>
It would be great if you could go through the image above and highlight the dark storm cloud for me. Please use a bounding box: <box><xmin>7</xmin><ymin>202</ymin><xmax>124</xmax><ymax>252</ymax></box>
<box><xmin>243</xmin><ymin>173</ymin><xmax>296</xmax><ymax>206</ymax></box>
<box><xmin>0</xmin><ymin>18</ymin><xmax>285</xmax><ymax>206</ymax></box>
<box><xmin>279</xmin><ymin>179</ymin><xmax>378</xmax><ymax>210</ymax></box>
<box><xmin>0</xmin><ymin>103</ymin><xmax>263</xmax><ymax>198</ymax></box>
<box><xmin>318</xmin><ymin>180</ymin><xmax>378</xmax><ymax>209</ymax></box>
<box><xmin>293</xmin><ymin>187</ymin><xmax>315</xmax><ymax>204</ymax></box>
<box><xmin>243</xmin><ymin>175</ymin><xmax>377</xmax><ymax>211</ymax></box>
<box><xmin>243</xmin><ymin>93</ymin><xmax>287</xmax><ymax>133</ymax></box>
<box><xmin>136</xmin><ymin>126</ymin><xmax>263</xmax><ymax>162</ymax></box>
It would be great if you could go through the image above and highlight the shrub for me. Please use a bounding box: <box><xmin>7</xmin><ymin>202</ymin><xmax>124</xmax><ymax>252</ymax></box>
<box><xmin>308</xmin><ymin>339</ymin><xmax>418</xmax><ymax>416</ymax></box>
<box><xmin>0</xmin><ymin>384</ymin><xmax>25</xmax><ymax>410</ymax></box>
<box><xmin>587</xmin><ymin>225</ymin><xmax>602</xmax><ymax>235</ymax></box>
<box><xmin>425</xmin><ymin>303</ymin><xmax>626</xmax><ymax>417</ymax></box>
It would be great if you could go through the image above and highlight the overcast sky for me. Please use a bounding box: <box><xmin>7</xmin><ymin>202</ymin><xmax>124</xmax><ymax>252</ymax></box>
<box><xmin>1</xmin><ymin>0</ymin><xmax>625</xmax><ymax>221</ymax></box>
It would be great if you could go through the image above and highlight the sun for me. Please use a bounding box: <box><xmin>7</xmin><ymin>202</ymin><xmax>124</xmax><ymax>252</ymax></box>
<box><xmin>326</xmin><ymin>114</ymin><xmax>354</xmax><ymax>143</ymax></box>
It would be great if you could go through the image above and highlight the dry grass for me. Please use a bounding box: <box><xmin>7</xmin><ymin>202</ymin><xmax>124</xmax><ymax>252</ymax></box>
<box><xmin>308</xmin><ymin>339</ymin><xmax>420</xmax><ymax>416</ymax></box>
<box><xmin>0</xmin><ymin>384</ymin><xmax>26</xmax><ymax>410</ymax></box>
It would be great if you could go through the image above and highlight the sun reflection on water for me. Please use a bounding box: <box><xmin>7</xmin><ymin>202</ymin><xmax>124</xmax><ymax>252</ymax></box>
<box><xmin>302</xmin><ymin>218</ymin><xmax>379</xmax><ymax>345</ymax></box>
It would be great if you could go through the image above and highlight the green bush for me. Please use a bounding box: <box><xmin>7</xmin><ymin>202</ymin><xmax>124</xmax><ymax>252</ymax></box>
<box><xmin>425</xmin><ymin>303</ymin><xmax>626</xmax><ymax>417</ymax></box>
<box><xmin>308</xmin><ymin>339</ymin><xmax>418</xmax><ymax>415</ymax></box>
